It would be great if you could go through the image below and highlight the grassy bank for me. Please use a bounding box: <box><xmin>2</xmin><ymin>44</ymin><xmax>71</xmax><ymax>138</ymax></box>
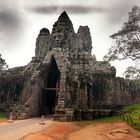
<box><xmin>0</xmin><ymin>112</ymin><xmax>6</xmax><ymax>119</ymax></box>
<box><xmin>123</xmin><ymin>103</ymin><xmax>140</xmax><ymax>130</ymax></box>
<box><xmin>76</xmin><ymin>103</ymin><xmax>140</xmax><ymax>131</ymax></box>
<box><xmin>76</xmin><ymin>116</ymin><xmax>121</xmax><ymax>127</ymax></box>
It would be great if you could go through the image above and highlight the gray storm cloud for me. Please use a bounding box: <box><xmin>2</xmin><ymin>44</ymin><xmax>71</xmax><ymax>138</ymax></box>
<box><xmin>0</xmin><ymin>1</ymin><xmax>23</xmax><ymax>48</ymax></box>
<box><xmin>0</xmin><ymin>9</ymin><xmax>21</xmax><ymax>32</ymax></box>
<box><xmin>25</xmin><ymin>0</ymin><xmax>140</xmax><ymax>25</ymax></box>
<box><xmin>106</xmin><ymin>0</ymin><xmax>140</xmax><ymax>24</ymax></box>
<box><xmin>28</xmin><ymin>5</ymin><xmax>107</xmax><ymax>14</ymax></box>
<box><xmin>1</xmin><ymin>0</ymin><xmax>140</xmax><ymax>48</ymax></box>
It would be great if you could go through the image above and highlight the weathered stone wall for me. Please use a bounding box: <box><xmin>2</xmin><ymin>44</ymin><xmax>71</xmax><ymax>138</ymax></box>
<box><xmin>0</xmin><ymin>76</ymin><xmax>23</xmax><ymax>103</ymax></box>
<box><xmin>0</xmin><ymin>67</ymin><xmax>25</xmax><ymax>113</ymax></box>
<box><xmin>91</xmin><ymin>75</ymin><xmax>140</xmax><ymax>107</ymax></box>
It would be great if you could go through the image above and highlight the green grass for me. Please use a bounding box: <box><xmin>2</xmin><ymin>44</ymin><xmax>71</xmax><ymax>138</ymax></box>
<box><xmin>93</xmin><ymin>115</ymin><xmax>121</xmax><ymax>123</ymax></box>
<box><xmin>0</xmin><ymin>112</ymin><xmax>6</xmax><ymax>119</ymax></box>
<box><xmin>123</xmin><ymin>103</ymin><xmax>140</xmax><ymax>116</ymax></box>
<box><xmin>75</xmin><ymin>116</ymin><xmax>122</xmax><ymax>126</ymax></box>
<box><xmin>122</xmin><ymin>103</ymin><xmax>140</xmax><ymax>131</ymax></box>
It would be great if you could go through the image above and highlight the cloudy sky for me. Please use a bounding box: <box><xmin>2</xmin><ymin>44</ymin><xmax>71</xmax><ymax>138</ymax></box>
<box><xmin>0</xmin><ymin>0</ymin><xmax>140</xmax><ymax>76</ymax></box>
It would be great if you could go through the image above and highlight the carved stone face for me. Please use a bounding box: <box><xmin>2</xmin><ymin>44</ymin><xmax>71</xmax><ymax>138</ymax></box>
<box><xmin>52</xmin><ymin>32</ymin><xmax>66</xmax><ymax>48</ymax></box>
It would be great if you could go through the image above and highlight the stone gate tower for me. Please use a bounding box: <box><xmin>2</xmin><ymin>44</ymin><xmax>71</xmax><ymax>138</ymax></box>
<box><xmin>0</xmin><ymin>12</ymin><xmax>140</xmax><ymax>121</ymax></box>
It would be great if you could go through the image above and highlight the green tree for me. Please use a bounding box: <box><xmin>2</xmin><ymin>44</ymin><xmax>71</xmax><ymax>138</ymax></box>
<box><xmin>123</xmin><ymin>66</ymin><xmax>140</xmax><ymax>79</ymax></box>
<box><xmin>104</xmin><ymin>6</ymin><xmax>140</xmax><ymax>79</ymax></box>
<box><xmin>0</xmin><ymin>54</ymin><xmax>8</xmax><ymax>72</ymax></box>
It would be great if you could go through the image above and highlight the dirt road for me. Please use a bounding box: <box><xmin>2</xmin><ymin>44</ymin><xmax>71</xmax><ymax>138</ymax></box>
<box><xmin>1</xmin><ymin>117</ymin><xmax>140</xmax><ymax>140</ymax></box>
<box><xmin>23</xmin><ymin>122</ymin><xmax>140</xmax><ymax>140</ymax></box>
<box><xmin>0</xmin><ymin>117</ymin><xmax>53</xmax><ymax>140</ymax></box>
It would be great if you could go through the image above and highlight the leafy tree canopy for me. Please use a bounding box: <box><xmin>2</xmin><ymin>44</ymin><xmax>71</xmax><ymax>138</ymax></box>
<box><xmin>0</xmin><ymin>54</ymin><xmax>8</xmax><ymax>72</ymax></box>
<box><xmin>104</xmin><ymin>6</ymin><xmax>140</xmax><ymax>79</ymax></box>
<box><xmin>123</xmin><ymin>66</ymin><xmax>140</xmax><ymax>79</ymax></box>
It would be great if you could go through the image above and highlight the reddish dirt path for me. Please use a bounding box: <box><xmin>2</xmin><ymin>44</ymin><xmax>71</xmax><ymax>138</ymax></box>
<box><xmin>0</xmin><ymin>119</ymin><xmax>7</xmax><ymax>124</ymax></box>
<box><xmin>22</xmin><ymin>122</ymin><xmax>80</xmax><ymax>140</ymax></box>
<box><xmin>23</xmin><ymin>122</ymin><xmax>140</xmax><ymax>140</ymax></box>
<box><xmin>68</xmin><ymin>123</ymin><xmax>140</xmax><ymax>140</ymax></box>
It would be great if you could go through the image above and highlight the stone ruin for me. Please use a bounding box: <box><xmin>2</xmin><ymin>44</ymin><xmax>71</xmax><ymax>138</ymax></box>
<box><xmin>0</xmin><ymin>12</ymin><xmax>140</xmax><ymax>121</ymax></box>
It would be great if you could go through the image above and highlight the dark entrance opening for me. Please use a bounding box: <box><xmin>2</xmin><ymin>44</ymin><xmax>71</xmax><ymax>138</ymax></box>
<box><xmin>41</xmin><ymin>56</ymin><xmax>60</xmax><ymax>116</ymax></box>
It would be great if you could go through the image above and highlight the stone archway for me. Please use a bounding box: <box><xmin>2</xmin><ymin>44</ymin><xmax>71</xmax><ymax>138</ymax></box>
<box><xmin>41</xmin><ymin>56</ymin><xmax>60</xmax><ymax>116</ymax></box>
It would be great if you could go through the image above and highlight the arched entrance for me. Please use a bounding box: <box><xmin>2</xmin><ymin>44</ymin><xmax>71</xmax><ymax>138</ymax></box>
<box><xmin>41</xmin><ymin>56</ymin><xmax>60</xmax><ymax>116</ymax></box>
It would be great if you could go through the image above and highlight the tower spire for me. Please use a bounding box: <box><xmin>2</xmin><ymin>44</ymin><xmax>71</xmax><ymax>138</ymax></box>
<box><xmin>52</xmin><ymin>11</ymin><xmax>74</xmax><ymax>33</ymax></box>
